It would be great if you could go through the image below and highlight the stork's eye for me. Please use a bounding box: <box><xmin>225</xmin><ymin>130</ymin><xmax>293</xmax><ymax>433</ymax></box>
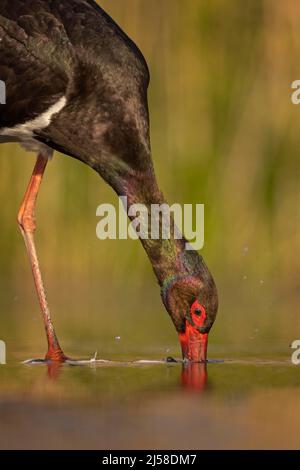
<box><xmin>194</xmin><ymin>308</ymin><xmax>202</xmax><ymax>316</ymax></box>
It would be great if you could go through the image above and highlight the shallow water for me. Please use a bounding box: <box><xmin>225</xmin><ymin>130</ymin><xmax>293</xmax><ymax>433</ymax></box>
<box><xmin>0</xmin><ymin>353</ymin><xmax>299</xmax><ymax>449</ymax></box>
<box><xmin>0</xmin><ymin>275</ymin><xmax>298</xmax><ymax>449</ymax></box>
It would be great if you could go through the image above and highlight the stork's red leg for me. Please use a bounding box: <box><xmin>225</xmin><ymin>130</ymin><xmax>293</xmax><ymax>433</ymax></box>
<box><xmin>18</xmin><ymin>153</ymin><xmax>66</xmax><ymax>362</ymax></box>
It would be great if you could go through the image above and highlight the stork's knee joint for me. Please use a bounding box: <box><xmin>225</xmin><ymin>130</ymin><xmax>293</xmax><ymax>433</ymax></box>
<box><xmin>17</xmin><ymin>211</ymin><xmax>36</xmax><ymax>233</ymax></box>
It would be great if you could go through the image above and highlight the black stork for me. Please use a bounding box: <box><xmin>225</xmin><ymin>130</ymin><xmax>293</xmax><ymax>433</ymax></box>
<box><xmin>0</xmin><ymin>0</ymin><xmax>218</xmax><ymax>364</ymax></box>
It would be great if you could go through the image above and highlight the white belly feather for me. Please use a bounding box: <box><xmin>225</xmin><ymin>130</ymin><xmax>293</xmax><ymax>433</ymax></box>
<box><xmin>0</xmin><ymin>95</ymin><xmax>67</xmax><ymax>157</ymax></box>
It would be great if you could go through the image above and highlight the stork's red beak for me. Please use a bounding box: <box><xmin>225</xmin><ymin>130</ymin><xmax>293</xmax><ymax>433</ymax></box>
<box><xmin>179</xmin><ymin>300</ymin><xmax>208</xmax><ymax>362</ymax></box>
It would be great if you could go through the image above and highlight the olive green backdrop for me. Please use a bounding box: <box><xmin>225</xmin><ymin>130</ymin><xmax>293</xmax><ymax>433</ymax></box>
<box><xmin>0</xmin><ymin>0</ymin><xmax>299</xmax><ymax>360</ymax></box>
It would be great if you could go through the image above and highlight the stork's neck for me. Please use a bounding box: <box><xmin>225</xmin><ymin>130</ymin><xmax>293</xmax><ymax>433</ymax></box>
<box><xmin>117</xmin><ymin>169</ymin><xmax>206</xmax><ymax>288</ymax></box>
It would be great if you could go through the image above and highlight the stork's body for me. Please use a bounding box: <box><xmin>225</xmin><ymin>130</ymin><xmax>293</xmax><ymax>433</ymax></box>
<box><xmin>0</xmin><ymin>0</ymin><xmax>218</xmax><ymax>362</ymax></box>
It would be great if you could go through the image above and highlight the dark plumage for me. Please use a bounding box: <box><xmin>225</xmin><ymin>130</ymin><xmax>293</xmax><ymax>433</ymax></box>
<box><xmin>0</xmin><ymin>0</ymin><xmax>218</xmax><ymax>362</ymax></box>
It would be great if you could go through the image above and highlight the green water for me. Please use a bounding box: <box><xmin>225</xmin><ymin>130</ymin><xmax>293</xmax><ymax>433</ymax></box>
<box><xmin>0</xmin><ymin>276</ymin><xmax>299</xmax><ymax>449</ymax></box>
<box><xmin>0</xmin><ymin>357</ymin><xmax>299</xmax><ymax>449</ymax></box>
<box><xmin>1</xmin><ymin>0</ymin><xmax>300</xmax><ymax>449</ymax></box>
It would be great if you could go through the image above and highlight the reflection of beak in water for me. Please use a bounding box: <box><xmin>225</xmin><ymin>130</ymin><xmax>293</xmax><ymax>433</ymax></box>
<box><xmin>181</xmin><ymin>362</ymin><xmax>208</xmax><ymax>391</ymax></box>
<box><xmin>45</xmin><ymin>359</ymin><xmax>208</xmax><ymax>390</ymax></box>
<box><xmin>47</xmin><ymin>361</ymin><xmax>63</xmax><ymax>380</ymax></box>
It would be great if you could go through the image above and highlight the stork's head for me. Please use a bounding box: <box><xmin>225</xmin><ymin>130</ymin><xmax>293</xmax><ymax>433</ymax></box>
<box><xmin>162</xmin><ymin>271</ymin><xmax>218</xmax><ymax>362</ymax></box>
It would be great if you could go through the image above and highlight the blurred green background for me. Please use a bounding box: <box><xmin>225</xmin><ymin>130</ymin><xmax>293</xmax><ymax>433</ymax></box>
<box><xmin>0</xmin><ymin>0</ymin><xmax>299</xmax><ymax>361</ymax></box>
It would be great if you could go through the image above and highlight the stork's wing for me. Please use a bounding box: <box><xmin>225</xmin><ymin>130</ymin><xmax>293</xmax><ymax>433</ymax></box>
<box><xmin>0</xmin><ymin>0</ymin><xmax>149</xmax><ymax>132</ymax></box>
<box><xmin>0</xmin><ymin>1</ymin><xmax>72</xmax><ymax>129</ymax></box>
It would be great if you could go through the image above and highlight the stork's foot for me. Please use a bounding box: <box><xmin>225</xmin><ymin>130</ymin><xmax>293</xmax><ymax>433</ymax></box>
<box><xmin>23</xmin><ymin>357</ymin><xmax>90</xmax><ymax>365</ymax></box>
<box><xmin>45</xmin><ymin>347</ymin><xmax>68</xmax><ymax>363</ymax></box>
<box><xmin>23</xmin><ymin>347</ymin><xmax>69</xmax><ymax>364</ymax></box>
<box><xmin>23</xmin><ymin>351</ymin><xmax>104</xmax><ymax>365</ymax></box>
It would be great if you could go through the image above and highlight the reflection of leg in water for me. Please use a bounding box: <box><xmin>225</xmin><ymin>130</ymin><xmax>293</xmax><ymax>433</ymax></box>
<box><xmin>46</xmin><ymin>362</ymin><xmax>64</xmax><ymax>380</ymax></box>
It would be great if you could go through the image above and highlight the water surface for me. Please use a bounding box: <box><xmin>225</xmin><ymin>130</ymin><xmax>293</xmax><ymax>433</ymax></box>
<box><xmin>0</xmin><ymin>353</ymin><xmax>299</xmax><ymax>449</ymax></box>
